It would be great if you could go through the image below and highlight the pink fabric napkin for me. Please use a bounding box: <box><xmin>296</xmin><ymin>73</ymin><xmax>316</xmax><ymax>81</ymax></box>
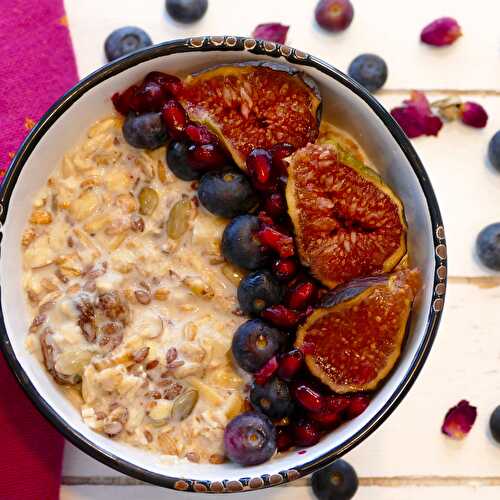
<box><xmin>0</xmin><ymin>1</ymin><xmax>78</xmax><ymax>498</ymax></box>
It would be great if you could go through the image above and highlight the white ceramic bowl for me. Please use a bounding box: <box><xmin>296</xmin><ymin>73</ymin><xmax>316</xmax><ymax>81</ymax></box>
<box><xmin>0</xmin><ymin>37</ymin><xmax>447</xmax><ymax>493</ymax></box>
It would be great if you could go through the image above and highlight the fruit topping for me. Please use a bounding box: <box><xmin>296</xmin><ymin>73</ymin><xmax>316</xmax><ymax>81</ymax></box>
<box><xmin>224</xmin><ymin>411</ymin><xmax>276</xmax><ymax>466</ymax></box>
<box><xmin>165</xmin><ymin>0</ymin><xmax>208</xmax><ymax>23</ymax></box>
<box><xmin>488</xmin><ymin>131</ymin><xmax>500</xmax><ymax>171</ymax></box>
<box><xmin>345</xmin><ymin>394</ymin><xmax>370</xmax><ymax>419</ymax></box>
<box><xmin>291</xmin><ymin>418</ymin><xmax>320</xmax><ymax>446</ymax></box>
<box><xmin>271</xmin><ymin>142</ymin><xmax>295</xmax><ymax>177</ymax></box>
<box><xmin>286</xmin><ymin>143</ymin><xmax>407</xmax><ymax>287</ymax></box>
<box><xmin>293</xmin><ymin>382</ymin><xmax>324</xmax><ymax>412</ymax></box>
<box><xmin>460</xmin><ymin>101</ymin><xmax>488</xmax><ymax>128</ymax></box>
<box><xmin>265</xmin><ymin>193</ymin><xmax>287</xmax><ymax>219</ymax></box>
<box><xmin>184</xmin><ymin>123</ymin><xmax>218</xmax><ymax>144</ymax></box>
<box><xmin>476</xmin><ymin>223</ymin><xmax>500</xmax><ymax>270</ymax></box>
<box><xmin>166</xmin><ymin>140</ymin><xmax>202</xmax><ymax>180</ymax></box>
<box><xmin>315</xmin><ymin>0</ymin><xmax>354</xmax><ymax>32</ymax></box>
<box><xmin>104</xmin><ymin>26</ymin><xmax>152</xmax><ymax>62</ymax></box>
<box><xmin>276</xmin><ymin>427</ymin><xmax>293</xmax><ymax>451</ymax></box>
<box><xmin>489</xmin><ymin>406</ymin><xmax>500</xmax><ymax>443</ymax></box>
<box><xmin>187</xmin><ymin>143</ymin><xmax>227</xmax><ymax>171</ymax></box>
<box><xmin>144</xmin><ymin>71</ymin><xmax>183</xmax><ymax>97</ymax></box>
<box><xmin>262</xmin><ymin>305</ymin><xmax>301</xmax><ymax>329</ymax></box>
<box><xmin>246</xmin><ymin>148</ymin><xmax>276</xmax><ymax>192</ymax></box>
<box><xmin>295</xmin><ymin>269</ymin><xmax>421</xmax><ymax>393</ymax></box>
<box><xmin>231</xmin><ymin>319</ymin><xmax>286</xmax><ymax>373</ymax></box>
<box><xmin>272</xmin><ymin>257</ymin><xmax>298</xmax><ymax>282</ymax></box>
<box><xmin>311</xmin><ymin>459</ymin><xmax>359</xmax><ymax>500</ymax></box>
<box><xmin>348</xmin><ymin>53</ymin><xmax>388</xmax><ymax>93</ymax></box>
<box><xmin>252</xmin><ymin>23</ymin><xmax>290</xmax><ymax>44</ymax></box>
<box><xmin>180</xmin><ymin>62</ymin><xmax>321</xmax><ymax>169</ymax></box>
<box><xmin>253</xmin><ymin>356</ymin><xmax>279</xmax><ymax>385</ymax></box>
<box><xmin>256</xmin><ymin>225</ymin><xmax>295</xmax><ymax>259</ymax></box>
<box><xmin>222</xmin><ymin>215</ymin><xmax>270</xmax><ymax>270</ymax></box>
<box><xmin>390</xmin><ymin>91</ymin><xmax>443</xmax><ymax>138</ymax></box>
<box><xmin>277</xmin><ymin>349</ymin><xmax>304</xmax><ymax>381</ymax></box>
<box><xmin>237</xmin><ymin>270</ymin><xmax>284</xmax><ymax>316</ymax></box>
<box><xmin>287</xmin><ymin>281</ymin><xmax>316</xmax><ymax>310</ymax></box>
<box><xmin>122</xmin><ymin>112</ymin><xmax>168</xmax><ymax>150</ymax></box>
<box><xmin>161</xmin><ymin>99</ymin><xmax>188</xmax><ymax>137</ymax></box>
<box><xmin>250</xmin><ymin>378</ymin><xmax>294</xmax><ymax>419</ymax></box>
<box><xmin>198</xmin><ymin>169</ymin><xmax>259</xmax><ymax>218</ymax></box>
<box><xmin>420</xmin><ymin>17</ymin><xmax>462</xmax><ymax>47</ymax></box>
<box><xmin>442</xmin><ymin>400</ymin><xmax>477</xmax><ymax>440</ymax></box>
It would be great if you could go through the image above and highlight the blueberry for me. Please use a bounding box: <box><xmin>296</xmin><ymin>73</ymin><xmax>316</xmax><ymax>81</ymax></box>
<box><xmin>224</xmin><ymin>411</ymin><xmax>276</xmax><ymax>466</ymax></box>
<box><xmin>232</xmin><ymin>319</ymin><xmax>286</xmax><ymax>373</ymax></box>
<box><xmin>348</xmin><ymin>54</ymin><xmax>388</xmax><ymax>93</ymax></box>
<box><xmin>198</xmin><ymin>169</ymin><xmax>259</xmax><ymax>218</ymax></box>
<box><xmin>488</xmin><ymin>131</ymin><xmax>500</xmax><ymax>171</ymax></box>
<box><xmin>476</xmin><ymin>223</ymin><xmax>500</xmax><ymax>270</ymax></box>
<box><xmin>237</xmin><ymin>270</ymin><xmax>283</xmax><ymax>315</ymax></box>
<box><xmin>104</xmin><ymin>27</ymin><xmax>152</xmax><ymax>62</ymax></box>
<box><xmin>490</xmin><ymin>406</ymin><xmax>500</xmax><ymax>443</ymax></box>
<box><xmin>166</xmin><ymin>140</ymin><xmax>202</xmax><ymax>180</ymax></box>
<box><xmin>315</xmin><ymin>0</ymin><xmax>354</xmax><ymax>33</ymax></box>
<box><xmin>222</xmin><ymin>215</ymin><xmax>270</xmax><ymax>270</ymax></box>
<box><xmin>311</xmin><ymin>459</ymin><xmax>359</xmax><ymax>500</ymax></box>
<box><xmin>166</xmin><ymin>0</ymin><xmax>208</xmax><ymax>23</ymax></box>
<box><xmin>123</xmin><ymin>112</ymin><xmax>168</xmax><ymax>150</ymax></box>
<box><xmin>250</xmin><ymin>378</ymin><xmax>294</xmax><ymax>419</ymax></box>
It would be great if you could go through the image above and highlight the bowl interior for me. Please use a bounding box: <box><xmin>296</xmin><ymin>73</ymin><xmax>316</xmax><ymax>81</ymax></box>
<box><xmin>0</xmin><ymin>45</ymin><xmax>438</xmax><ymax>485</ymax></box>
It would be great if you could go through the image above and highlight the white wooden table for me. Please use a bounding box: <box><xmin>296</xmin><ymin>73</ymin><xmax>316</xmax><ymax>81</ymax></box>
<box><xmin>61</xmin><ymin>0</ymin><xmax>500</xmax><ymax>498</ymax></box>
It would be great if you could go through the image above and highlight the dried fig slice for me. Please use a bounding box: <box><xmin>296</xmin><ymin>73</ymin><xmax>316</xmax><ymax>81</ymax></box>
<box><xmin>286</xmin><ymin>143</ymin><xmax>407</xmax><ymax>288</ymax></box>
<box><xmin>295</xmin><ymin>268</ymin><xmax>421</xmax><ymax>393</ymax></box>
<box><xmin>180</xmin><ymin>62</ymin><xmax>322</xmax><ymax>170</ymax></box>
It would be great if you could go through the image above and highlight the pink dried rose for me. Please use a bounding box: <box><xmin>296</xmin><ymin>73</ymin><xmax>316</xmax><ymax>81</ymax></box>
<box><xmin>441</xmin><ymin>400</ymin><xmax>477</xmax><ymax>440</ymax></box>
<box><xmin>252</xmin><ymin>23</ymin><xmax>289</xmax><ymax>44</ymax></box>
<box><xmin>460</xmin><ymin>101</ymin><xmax>488</xmax><ymax>128</ymax></box>
<box><xmin>421</xmin><ymin>17</ymin><xmax>462</xmax><ymax>46</ymax></box>
<box><xmin>390</xmin><ymin>91</ymin><xmax>443</xmax><ymax>138</ymax></box>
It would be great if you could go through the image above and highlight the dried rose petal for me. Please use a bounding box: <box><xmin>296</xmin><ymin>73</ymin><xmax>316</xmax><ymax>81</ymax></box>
<box><xmin>460</xmin><ymin>101</ymin><xmax>488</xmax><ymax>128</ymax></box>
<box><xmin>390</xmin><ymin>91</ymin><xmax>443</xmax><ymax>138</ymax></box>
<box><xmin>441</xmin><ymin>400</ymin><xmax>477</xmax><ymax>440</ymax></box>
<box><xmin>252</xmin><ymin>23</ymin><xmax>289</xmax><ymax>44</ymax></box>
<box><xmin>421</xmin><ymin>17</ymin><xmax>462</xmax><ymax>46</ymax></box>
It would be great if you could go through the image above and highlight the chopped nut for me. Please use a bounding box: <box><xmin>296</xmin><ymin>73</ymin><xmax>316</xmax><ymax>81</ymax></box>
<box><xmin>182</xmin><ymin>276</ymin><xmax>214</xmax><ymax>299</ymax></box>
<box><xmin>209</xmin><ymin>454</ymin><xmax>225</xmax><ymax>464</ymax></box>
<box><xmin>30</xmin><ymin>209</ymin><xmax>52</xmax><ymax>225</ymax></box>
<box><xmin>22</xmin><ymin>228</ymin><xmax>37</xmax><ymax>247</ymax></box>
<box><xmin>146</xmin><ymin>359</ymin><xmax>159</xmax><ymax>371</ymax></box>
<box><xmin>29</xmin><ymin>313</ymin><xmax>47</xmax><ymax>333</ymax></box>
<box><xmin>130</xmin><ymin>214</ymin><xmax>145</xmax><ymax>232</ymax></box>
<box><xmin>166</xmin><ymin>347</ymin><xmax>178</xmax><ymax>364</ymax></box>
<box><xmin>153</xmin><ymin>288</ymin><xmax>170</xmax><ymax>301</ymax></box>
<box><xmin>134</xmin><ymin>289</ymin><xmax>151</xmax><ymax>305</ymax></box>
<box><xmin>144</xmin><ymin>430</ymin><xmax>153</xmax><ymax>443</ymax></box>
<box><xmin>103</xmin><ymin>421</ymin><xmax>123</xmax><ymax>436</ymax></box>
<box><xmin>132</xmin><ymin>346</ymin><xmax>150</xmax><ymax>363</ymax></box>
<box><xmin>115</xmin><ymin>193</ymin><xmax>139</xmax><ymax>213</ymax></box>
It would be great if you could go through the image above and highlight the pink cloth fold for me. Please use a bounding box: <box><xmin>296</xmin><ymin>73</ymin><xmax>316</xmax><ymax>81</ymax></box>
<box><xmin>0</xmin><ymin>1</ymin><xmax>79</xmax><ymax>498</ymax></box>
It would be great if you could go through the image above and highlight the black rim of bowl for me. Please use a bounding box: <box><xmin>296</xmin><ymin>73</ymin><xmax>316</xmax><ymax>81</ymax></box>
<box><xmin>0</xmin><ymin>36</ymin><xmax>447</xmax><ymax>493</ymax></box>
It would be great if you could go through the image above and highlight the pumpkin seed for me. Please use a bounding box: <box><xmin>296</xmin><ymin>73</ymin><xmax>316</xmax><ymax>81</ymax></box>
<box><xmin>167</xmin><ymin>198</ymin><xmax>192</xmax><ymax>239</ymax></box>
<box><xmin>172</xmin><ymin>389</ymin><xmax>199</xmax><ymax>421</ymax></box>
<box><xmin>138</xmin><ymin>187</ymin><xmax>159</xmax><ymax>216</ymax></box>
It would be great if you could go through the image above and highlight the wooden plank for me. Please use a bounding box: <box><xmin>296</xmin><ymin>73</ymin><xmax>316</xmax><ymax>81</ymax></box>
<box><xmin>63</xmin><ymin>281</ymin><xmax>500</xmax><ymax>478</ymax></box>
<box><xmin>59</xmin><ymin>484</ymin><xmax>500</xmax><ymax>500</ymax></box>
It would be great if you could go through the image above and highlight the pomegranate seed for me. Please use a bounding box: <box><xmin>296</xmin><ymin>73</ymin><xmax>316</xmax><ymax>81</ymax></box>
<box><xmin>345</xmin><ymin>395</ymin><xmax>370</xmax><ymax>419</ymax></box>
<box><xmin>112</xmin><ymin>85</ymin><xmax>140</xmax><ymax>115</ymax></box>
<box><xmin>256</xmin><ymin>226</ymin><xmax>294</xmax><ymax>258</ymax></box>
<box><xmin>272</xmin><ymin>258</ymin><xmax>298</xmax><ymax>282</ymax></box>
<box><xmin>276</xmin><ymin>427</ymin><xmax>293</xmax><ymax>452</ymax></box>
<box><xmin>262</xmin><ymin>305</ymin><xmax>300</xmax><ymax>329</ymax></box>
<box><xmin>246</xmin><ymin>148</ymin><xmax>277</xmax><ymax>191</ymax></box>
<box><xmin>144</xmin><ymin>71</ymin><xmax>183</xmax><ymax>97</ymax></box>
<box><xmin>133</xmin><ymin>81</ymin><xmax>165</xmax><ymax>112</ymax></box>
<box><xmin>287</xmin><ymin>282</ymin><xmax>316</xmax><ymax>310</ymax></box>
<box><xmin>324</xmin><ymin>395</ymin><xmax>351</xmax><ymax>415</ymax></box>
<box><xmin>277</xmin><ymin>349</ymin><xmax>303</xmax><ymax>381</ymax></box>
<box><xmin>162</xmin><ymin>100</ymin><xmax>187</xmax><ymax>137</ymax></box>
<box><xmin>254</xmin><ymin>356</ymin><xmax>279</xmax><ymax>385</ymax></box>
<box><xmin>291</xmin><ymin>419</ymin><xmax>320</xmax><ymax>447</ymax></box>
<box><xmin>264</xmin><ymin>192</ymin><xmax>286</xmax><ymax>218</ymax></box>
<box><xmin>271</xmin><ymin>142</ymin><xmax>295</xmax><ymax>177</ymax></box>
<box><xmin>293</xmin><ymin>382</ymin><xmax>324</xmax><ymax>412</ymax></box>
<box><xmin>184</xmin><ymin>123</ymin><xmax>218</xmax><ymax>145</ymax></box>
<box><xmin>187</xmin><ymin>143</ymin><xmax>226</xmax><ymax>170</ymax></box>
<box><xmin>308</xmin><ymin>410</ymin><xmax>342</xmax><ymax>428</ymax></box>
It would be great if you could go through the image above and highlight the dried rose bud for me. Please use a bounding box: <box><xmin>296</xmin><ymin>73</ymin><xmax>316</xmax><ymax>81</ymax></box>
<box><xmin>441</xmin><ymin>400</ymin><xmax>477</xmax><ymax>440</ymax></box>
<box><xmin>421</xmin><ymin>17</ymin><xmax>462</xmax><ymax>47</ymax></box>
<box><xmin>252</xmin><ymin>23</ymin><xmax>289</xmax><ymax>44</ymax></box>
<box><xmin>391</xmin><ymin>90</ymin><xmax>443</xmax><ymax>138</ymax></box>
<box><xmin>460</xmin><ymin>101</ymin><xmax>488</xmax><ymax>128</ymax></box>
